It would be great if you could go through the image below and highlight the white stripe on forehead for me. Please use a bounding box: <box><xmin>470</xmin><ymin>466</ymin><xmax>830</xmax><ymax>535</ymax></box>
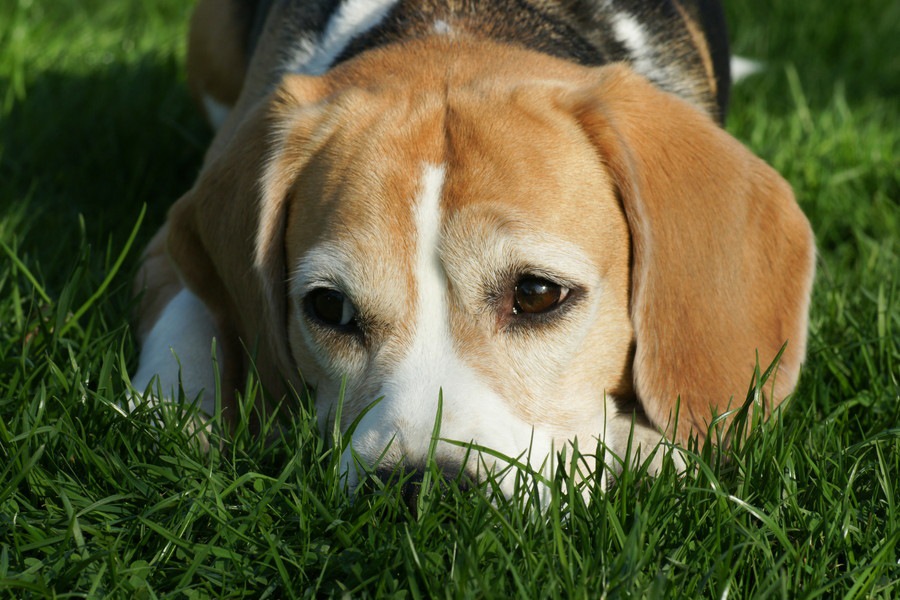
<box><xmin>387</xmin><ymin>163</ymin><xmax>455</xmax><ymax>418</ymax></box>
<box><xmin>412</xmin><ymin>164</ymin><xmax>447</xmax><ymax>329</ymax></box>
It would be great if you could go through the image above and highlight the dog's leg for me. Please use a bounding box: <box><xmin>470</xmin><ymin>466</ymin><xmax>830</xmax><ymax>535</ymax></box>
<box><xmin>603</xmin><ymin>413</ymin><xmax>687</xmax><ymax>481</ymax></box>
<box><xmin>131</xmin><ymin>288</ymin><xmax>223</xmax><ymax>418</ymax></box>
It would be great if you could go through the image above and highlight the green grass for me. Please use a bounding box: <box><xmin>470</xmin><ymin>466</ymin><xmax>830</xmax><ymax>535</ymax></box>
<box><xmin>1</xmin><ymin>0</ymin><xmax>898</xmax><ymax>596</ymax></box>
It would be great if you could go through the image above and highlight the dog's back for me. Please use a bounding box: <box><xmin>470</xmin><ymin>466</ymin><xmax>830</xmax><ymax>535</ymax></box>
<box><xmin>188</xmin><ymin>0</ymin><xmax>730</xmax><ymax>127</ymax></box>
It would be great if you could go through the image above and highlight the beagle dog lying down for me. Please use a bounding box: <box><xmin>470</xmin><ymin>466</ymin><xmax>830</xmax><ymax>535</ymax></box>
<box><xmin>132</xmin><ymin>0</ymin><xmax>815</xmax><ymax>492</ymax></box>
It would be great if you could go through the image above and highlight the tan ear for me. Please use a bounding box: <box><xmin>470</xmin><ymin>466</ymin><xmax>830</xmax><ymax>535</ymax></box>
<box><xmin>574</xmin><ymin>65</ymin><xmax>815</xmax><ymax>445</ymax></box>
<box><xmin>166</xmin><ymin>75</ymin><xmax>328</xmax><ymax>424</ymax></box>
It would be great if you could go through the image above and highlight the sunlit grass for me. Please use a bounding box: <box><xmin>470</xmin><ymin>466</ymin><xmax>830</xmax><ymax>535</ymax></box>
<box><xmin>1</xmin><ymin>0</ymin><xmax>898</xmax><ymax>596</ymax></box>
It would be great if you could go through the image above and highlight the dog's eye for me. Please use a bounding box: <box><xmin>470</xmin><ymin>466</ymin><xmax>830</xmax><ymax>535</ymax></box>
<box><xmin>305</xmin><ymin>288</ymin><xmax>357</xmax><ymax>328</ymax></box>
<box><xmin>513</xmin><ymin>277</ymin><xmax>570</xmax><ymax>314</ymax></box>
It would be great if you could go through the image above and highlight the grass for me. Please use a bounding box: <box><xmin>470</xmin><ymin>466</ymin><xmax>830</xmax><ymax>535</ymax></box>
<box><xmin>1</xmin><ymin>0</ymin><xmax>898</xmax><ymax>596</ymax></box>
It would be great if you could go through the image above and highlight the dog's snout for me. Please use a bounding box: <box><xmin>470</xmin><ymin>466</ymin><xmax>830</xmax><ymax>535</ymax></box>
<box><xmin>377</xmin><ymin>466</ymin><xmax>426</xmax><ymax>513</ymax></box>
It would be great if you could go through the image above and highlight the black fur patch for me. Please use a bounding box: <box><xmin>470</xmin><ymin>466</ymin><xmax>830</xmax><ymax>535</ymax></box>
<box><xmin>243</xmin><ymin>0</ymin><xmax>731</xmax><ymax>121</ymax></box>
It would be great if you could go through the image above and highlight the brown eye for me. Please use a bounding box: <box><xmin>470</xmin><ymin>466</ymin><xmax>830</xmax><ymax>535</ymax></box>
<box><xmin>513</xmin><ymin>277</ymin><xmax>570</xmax><ymax>315</ymax></box>
<box><xmin>305</xmin><ymin>288</ymin><xmax>357</xmax><ymax>329</ymax></box>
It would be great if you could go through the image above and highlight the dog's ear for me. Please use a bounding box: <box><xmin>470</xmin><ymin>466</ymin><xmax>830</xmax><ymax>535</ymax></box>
<box><xmin>166</xmin><ymin>75</ymin><xmax>328</xmax><ymax>423</ymax></box>
<box><xmin>573</xmin><ymin>65</ymin><xmax>815</xmax><ymax>445</ymax></box>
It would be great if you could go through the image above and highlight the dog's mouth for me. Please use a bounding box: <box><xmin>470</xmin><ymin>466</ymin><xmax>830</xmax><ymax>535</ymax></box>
<box><xmin>341</xmin><ymin>434</ymin><xmax>595</xmax><ymax>515</ymax></box>
<box><xmin>357</xmin><ymin>463</ymin><xmax>476</xmax><ymax>516</ymax></box>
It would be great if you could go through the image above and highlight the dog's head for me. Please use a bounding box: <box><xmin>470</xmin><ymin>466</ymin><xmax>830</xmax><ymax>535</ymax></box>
<box><xmin>167</xmin><ymin>40</ymin><xmax>814</xmax><ymax>490</ymax></box>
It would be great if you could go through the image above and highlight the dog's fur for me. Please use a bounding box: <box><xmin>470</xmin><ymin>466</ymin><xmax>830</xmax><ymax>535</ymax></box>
<box><xmin>132</xmin><ymin>0</ymin><xmax>815</xmax><ymax>492</ymax></box>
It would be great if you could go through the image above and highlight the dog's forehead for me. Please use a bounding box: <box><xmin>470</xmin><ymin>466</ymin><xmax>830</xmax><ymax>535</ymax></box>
<box><xmin>441</xmin><ymin>93</ymin><xmax>622</xmax><ymax>247</ymax></box>
<box><xmin>282</xmin><ymin>82</ymin><xmax>623</xmax><ymax>276</ymax></box>
<box><xmin>281</xmin><ymin>88</ymin><xmax>439</xmax><ymax>254</ymax></box>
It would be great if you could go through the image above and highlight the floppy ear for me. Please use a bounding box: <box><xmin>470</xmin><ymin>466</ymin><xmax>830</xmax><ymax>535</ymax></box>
<box><xmin>165</xmin><ymin>75</ymin><xmax>328</xmax><ymax>424</ymax></box>
<box><xmin>574</xmin><ymin>65</ymin><xmax>815</xmax><ymax>445</ymax></box>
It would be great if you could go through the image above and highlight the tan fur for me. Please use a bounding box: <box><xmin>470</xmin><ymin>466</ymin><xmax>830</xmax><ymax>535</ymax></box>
<box><xmin>165</xmin><ymin>98</ymin><xmax>301</xmax><ymax>426</ymax></box>
<box><xmin>672</xmin><ymin>0</ymin><xmax>718</xmax><ymax>103</ymax></box>
<box><xmin>185</xmin><ymin>0</ymin><xmax>249</xmax><ymax>117</ymax></box>
<box><xmin>144</xmin><ymin>31</ymin><xmax>813</xmax><ymax>449</ymax></box>
<box><xmin>572</xmin><ymin>66</ymin><xmax>815</xmax><ymax>442</ymax></box>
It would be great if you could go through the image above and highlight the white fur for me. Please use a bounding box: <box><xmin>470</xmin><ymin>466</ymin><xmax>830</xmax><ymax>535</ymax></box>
<box><xmin>730</xmin><ymin>56</ymin><xmax>764</xmax><ymax>83</ymax></box>
<box><xmin>339</xmin><ymin>164</ymin><xmax>562</xmax><ymax>497</ymax></box>
<box><xmin>609</xmin><ymin>10</ymin><xmax>686</xmax><ymax>95</ymax></box>
<box><xmin>433</xmin><ymin>19</ymin><xmax>452</xmax><ymax>35</ymax></box>
<box><xmin>280</xmin><ymin>37</ymin><xmax>318</xmax><ymax>76</ymax></box>
<box><xmin>610</xmin><ymin>12</ymin><xmax>655</xmax><ymax>77</ymax></box>
<box><xmin>202</xmin><ymin>94</ymin><xmax>231</xmax><ymax>131</ymax></box>
<box><xmin>130</xmin><ymin>288</ymin><xmax>222</xmax><ymax>417</ymax></box>
<box><xmin>288</xmin><ymin>0</ymin><xmax>400</xmax><ymax>75</ymax></box>
<box><xmin>611</xmin><ymin>12</ymin><xmax>649</xmax><ymax>56</ymax></box>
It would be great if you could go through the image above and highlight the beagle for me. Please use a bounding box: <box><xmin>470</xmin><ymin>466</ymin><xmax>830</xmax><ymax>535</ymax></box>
<box><xmin>132</xmin><ymin>0</ymin><xmax>815</xmax><ymax>494</ymax></box>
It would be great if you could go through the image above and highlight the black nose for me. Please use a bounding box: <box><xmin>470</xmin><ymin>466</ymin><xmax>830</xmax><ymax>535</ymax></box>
<box><xmin>371</xmin><ymin>463</ymin><xmax>471</xmax><ymax>514</ymax></box>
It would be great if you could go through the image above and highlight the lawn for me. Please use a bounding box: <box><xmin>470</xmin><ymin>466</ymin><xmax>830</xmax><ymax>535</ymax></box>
<box><xmin>1</xmin><ymin>0</ymin><xmax>898</xmax><ymax>597</ymax></box>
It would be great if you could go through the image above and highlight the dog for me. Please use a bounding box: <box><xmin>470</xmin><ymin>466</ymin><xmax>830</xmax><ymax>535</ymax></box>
<box><xmin>132</xmin><ymin>0</ymin><xmax>815</xmax><ymax>494</ymax></box>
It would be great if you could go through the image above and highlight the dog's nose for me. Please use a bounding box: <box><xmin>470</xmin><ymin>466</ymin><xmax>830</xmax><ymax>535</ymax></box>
<box><xmin>375</xmin><ymin>467</ymin><xmax>426</xmax><ymax>513</ymax></box>
<box><xmin>371</xmin><ymin>463</ymin><xmax>471</xmax><ymax>514</ymax></box>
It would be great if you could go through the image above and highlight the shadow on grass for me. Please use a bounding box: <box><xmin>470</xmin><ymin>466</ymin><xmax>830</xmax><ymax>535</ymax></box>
<box><xmin>0</xmin><ymin>55</ymin><xmax>210</xmax><ymax>291</ymax></box>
